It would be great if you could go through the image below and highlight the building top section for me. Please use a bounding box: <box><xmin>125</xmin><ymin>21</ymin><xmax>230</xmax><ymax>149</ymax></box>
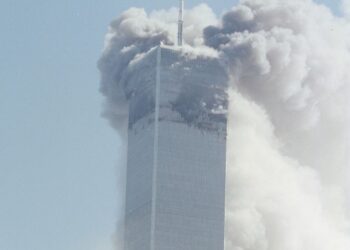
<box><xmin>124</xmin><ymin>46</ymin><xmax>229</xmax><ymax>133</ymax></box>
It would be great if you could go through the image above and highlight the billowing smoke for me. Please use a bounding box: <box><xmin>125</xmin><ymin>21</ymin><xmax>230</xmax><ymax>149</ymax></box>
<box><xmin>98</xmin><ymin>0</ymin><xmax>350</xmax><ymax>249</ymax></box>
<box><xmin>98</xmin><ymin>4</ymin><xmax>217</xmax><ymax>130</ymax></box>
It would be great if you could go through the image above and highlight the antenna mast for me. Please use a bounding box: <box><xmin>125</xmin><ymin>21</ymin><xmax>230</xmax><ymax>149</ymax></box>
<box><xmin>178</xmin><ymin>0</ymin><xmax>184</xmax><ymax>46</ymax></box>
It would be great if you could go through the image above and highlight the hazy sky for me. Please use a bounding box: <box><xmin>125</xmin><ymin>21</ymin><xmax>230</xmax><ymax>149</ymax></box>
<box><xmin>0</xmin><ymin>1</ymin><xmax>342</xmax><ymax>250</ymax></box>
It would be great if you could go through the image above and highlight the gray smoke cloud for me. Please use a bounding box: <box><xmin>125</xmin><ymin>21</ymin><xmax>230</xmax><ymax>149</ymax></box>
<box><xmin>98</xmin><ymin>4</ymin><xmax>217</xmax><ymax>131</ymax></box>
<box><xmin>98</xmin><ymin>0</ymin><xmax>350</xmax><ymax>249</ymax></box>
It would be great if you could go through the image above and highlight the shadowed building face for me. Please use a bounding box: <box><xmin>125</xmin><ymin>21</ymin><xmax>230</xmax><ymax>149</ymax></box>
<box><xmin>124</xmin><ymin>46</ymin><xmax>228</xmax><ymax>250</ymax></box>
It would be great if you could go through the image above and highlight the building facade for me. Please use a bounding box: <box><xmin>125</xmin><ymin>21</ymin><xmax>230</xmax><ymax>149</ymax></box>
<box><xmin>123</xmin><ymin>46</ymin><xmax>228</xmax><ymax>250</ymax></box>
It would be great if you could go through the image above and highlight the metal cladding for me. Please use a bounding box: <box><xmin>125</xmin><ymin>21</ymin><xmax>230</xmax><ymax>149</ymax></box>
<box><xmin>124</xmin><ymin>46</ymin><xmax>228</xmax><ymax>250</ymax></box>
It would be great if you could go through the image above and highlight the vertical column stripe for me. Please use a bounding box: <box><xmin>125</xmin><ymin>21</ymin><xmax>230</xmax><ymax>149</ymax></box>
<box><xmin>150</xmin><ymin>46</ymin><xmax>161</xmax><ymax>250</ymax></box>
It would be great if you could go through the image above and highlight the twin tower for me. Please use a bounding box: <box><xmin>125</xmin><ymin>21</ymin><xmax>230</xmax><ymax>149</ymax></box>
<box><xmin>123</xmin><ymin>2</ymin><xmax>228</xmax><ymax>249</ymax></box>
<box><xmin>123</xmin><ymin>46</ymin><xmax>228</xmax><ymax>249</ymax></box>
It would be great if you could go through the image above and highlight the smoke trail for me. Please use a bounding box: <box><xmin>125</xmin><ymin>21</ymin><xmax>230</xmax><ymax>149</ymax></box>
<box><xmin>98</xmin><ymin>1</ymin><xmax>350</xmax><ymax>249</ymax></box>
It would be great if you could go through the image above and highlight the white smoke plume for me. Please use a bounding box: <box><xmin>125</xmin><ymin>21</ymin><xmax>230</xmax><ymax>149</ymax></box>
<box><xmin>204</xmin><ymin>1</ymin><xmax>350</xmax><ymax>249</ymax></box>
<box><xmin>342</xmin><ymin>0</ymin><xmax>350</xmax><ymax>18</ymax></box>
<box><xmin>98</xmin><ymin>0</ymin><xmax>350</xmax><ymax>249</ymax></box>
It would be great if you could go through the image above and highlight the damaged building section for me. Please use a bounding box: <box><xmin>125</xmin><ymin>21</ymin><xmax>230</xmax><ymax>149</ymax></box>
<box><xmin>124</xmin><ymin>46</ymin><xmax>229</xmax><ymax>133</ymax></box>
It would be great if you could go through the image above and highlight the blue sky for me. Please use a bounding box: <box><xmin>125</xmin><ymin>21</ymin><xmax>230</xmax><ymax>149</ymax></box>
<box><xmin>0</xmin><ymin>1</ymin><xmax>342</xmax><ymax>250</ymax></box>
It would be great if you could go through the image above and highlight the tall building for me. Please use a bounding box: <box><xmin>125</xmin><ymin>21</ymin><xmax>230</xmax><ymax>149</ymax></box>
<box><xmin>123</xmin><ymin>46</ymin><xmax>228</xmax><ymax>250</ymax></box>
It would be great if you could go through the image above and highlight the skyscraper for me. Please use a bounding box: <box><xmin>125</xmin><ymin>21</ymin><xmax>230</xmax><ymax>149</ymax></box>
<box><xmin>123</xmin><ymin>46</ymin><xmax>228</xmax><ymax>250</ymax></box>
